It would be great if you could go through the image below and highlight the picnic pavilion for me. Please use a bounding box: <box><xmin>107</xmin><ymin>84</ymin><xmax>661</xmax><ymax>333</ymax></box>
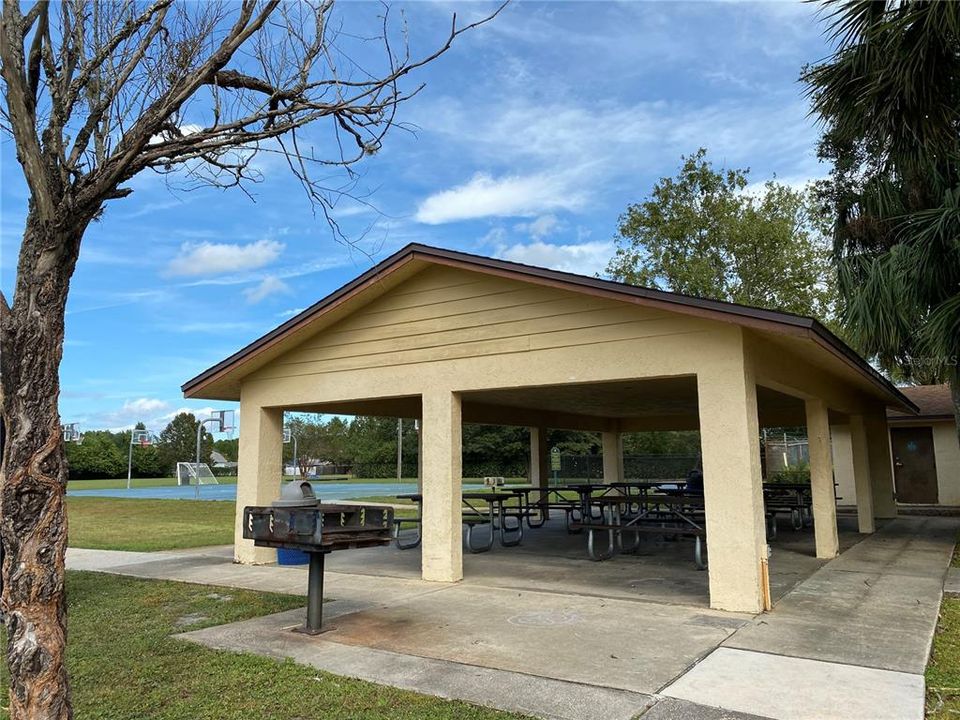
<box><xmin>182</xmin><ymin>243</ymin><xmax>917</xmax><ymax>613</ymax></box>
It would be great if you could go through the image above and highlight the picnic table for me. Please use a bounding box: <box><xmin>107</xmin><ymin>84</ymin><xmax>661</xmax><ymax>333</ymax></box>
<box><xmin>763</xmin><ymin>483</ymin><xmax>815</xmax><ymax>531</ymax></box>
<box><xmin>571</xmin><ymin>492</ymin><xmax>708</xmax><ymax>568</ymax></box>
<box><xmin>461</xmin><ymin>491</ymin><xmax>524</xmax><ymax>552</ymax></box>
<box><xmin>393</xmin><ymin>490</ymin><xmax>524</xmax><ymax>553</ymax></box>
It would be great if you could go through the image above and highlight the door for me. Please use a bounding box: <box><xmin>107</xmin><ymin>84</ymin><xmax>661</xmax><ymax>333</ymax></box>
<box><xmin>890</xmin><ymin>426</ymin><xmax>939</xmax><ymax>504</ymax></box>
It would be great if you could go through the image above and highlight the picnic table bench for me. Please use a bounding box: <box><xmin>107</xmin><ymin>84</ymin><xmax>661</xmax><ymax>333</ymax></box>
<box><xmin>571</xmin><ymin>493</ymin><xmax>709</xmax><ymax>568</ymax></box>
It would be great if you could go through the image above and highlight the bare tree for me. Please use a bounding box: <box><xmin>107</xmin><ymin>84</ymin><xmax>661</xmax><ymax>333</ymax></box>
<box><xmin>0</xmin><ymin>1</ymin><xmax>502</xmax><ymax>717</ymax></box>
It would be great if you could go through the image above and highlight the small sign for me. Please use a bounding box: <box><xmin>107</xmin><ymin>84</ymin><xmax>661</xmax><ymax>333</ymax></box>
<box><xmin>550</xmin><ymin>447</ymin><xmax>561</xmax><ymax>471</ymax></box>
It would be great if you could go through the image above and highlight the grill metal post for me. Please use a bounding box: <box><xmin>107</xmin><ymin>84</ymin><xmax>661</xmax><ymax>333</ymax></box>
<box><xmin>242</xmin><ymin>501</ymin><xmax>393</xmax><ymax>636</ymax></box>
<box><xmin>299</xmin><ymin>551</ymin><xmax>327</xmax><ymax>634</ymax></box>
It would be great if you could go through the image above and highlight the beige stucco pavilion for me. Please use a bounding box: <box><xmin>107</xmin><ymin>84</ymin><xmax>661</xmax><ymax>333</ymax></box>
<box><xmin>182</xmin><ymin>244</ymin><xmax>917</xmax><ymax>613</ymax></box>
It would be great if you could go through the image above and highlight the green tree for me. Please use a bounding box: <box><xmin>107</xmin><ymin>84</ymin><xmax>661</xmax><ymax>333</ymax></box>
<box><xmin>212</xmin><ymin>438</ymin><xmax>239</xmax><ymax>464</ymax></box>
<box><xmin>803</xmin><ymin>0</ymin><xmax>960</xmax><ymax>427</ymax></box>
<box><xmin>462</xmin><ymin>425</ymin><xmax>528</xmax><ymax>476</ymax></box>
<box><xmin>118</xmin><ymin>422</ymin><xmax>164</xmax><ymax>478</ymax></box>
<box><xmin>346</xmin><ymin>416</ymin><xmax>419</xmax><ymax>477</ymax></box>
<box><xmin>64</xmin><ymin>432</ymin><xmax>125</xmax><ymax>479</ymax></box>
<box><xmin>622</xmin><ymin>431</ymin><xmax>701</xmax><ymax>456</ymax></box>
<box><xmin>0</xmin><ymin>3</ymin><xmax>498</xmax><ymax>710</ymax></box>
<box><xmin>607</xmin><ymin>149</ymin><xmax>836</xmax><ymax>320</ymax></box>
<box><xmin>157</xmin><ymin>413</ymin><xmax>212</xmax><ymax>474</ymax></box>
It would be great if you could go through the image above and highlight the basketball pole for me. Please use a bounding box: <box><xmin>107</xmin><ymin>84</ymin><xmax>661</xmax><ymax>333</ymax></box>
<box><xmin>127</xmin><ymin>434</ymin><xmax>134</xmax><ymax>490</ymax></box>
<box><xmin>195</xmin><ymin>411</ymin><xmax>230</xmax><ymax>499</ymax></box>
<box><xmin>127</xmin><ymin>428</ymin><xmax>148</xmax><ymax>490</ymax></box>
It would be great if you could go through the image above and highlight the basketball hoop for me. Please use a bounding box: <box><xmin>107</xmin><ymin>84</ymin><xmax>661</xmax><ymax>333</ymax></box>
<box><xmin>127</xmin><ymin>429</ymin><xmax>153</xmax><ymax>489</ymax></box>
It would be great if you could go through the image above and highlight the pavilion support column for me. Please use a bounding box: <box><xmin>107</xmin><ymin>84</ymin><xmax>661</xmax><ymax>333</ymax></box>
<box><xmin>806</xmin><ymin>399</ymin><xmax>839</xmax><ymax>559</ymax></box>
<box><xmin>865</xmin><ymin>411</ymin><xmax>898</xmax><ymax>519</ymax></box>
<box><xmin>850</xmin><ymin>414</ymin><xmax>875</xmax><ymax>534</ymax></box>
<box><xmin>417</xmin><ymin>420</ymin><xmax>423</xmax><ymax>494</ymax></box>
<box><xmin>602</xmin><ymin>431</ymin><xmax>623</xmax><ymax>484</ymax></box>
<box><xmin>697</xmin><ymin>346</ymin><xmax>767</xmax><ymax>613</ymax></box>
<box><xmin>530</xmin><ymin>426</ymin><xmax>550</xmax><ymax>518</ymax></box>
<box><xmin>235</xmin><ymin>403</ymin><xmax>284</xmax><ymax>564</ymax></box>
<box><xmin>421</xmin><ymin>388</ymin><xmax>463</xmax><ymax>583</ymax></box>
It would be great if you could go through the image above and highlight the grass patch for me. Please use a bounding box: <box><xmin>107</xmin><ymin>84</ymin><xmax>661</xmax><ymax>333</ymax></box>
<box><xmin>927</xmin><ymin>534</ymin><xmax>960</xmax><ymax>719</ymax></box>
<box><xmin>927</xmin><ymin>596</ymin><xmax>960</xmax><ymax>718</ymax></box>
<box><xmin>67</xmin><ymin>497</ymin><xmax>235</xmax><ymax>551</ymax></box>
<box><xmin>0</xmin><ymin>572</ymin><xmax>520</xmax><ymax>719</ymax></box>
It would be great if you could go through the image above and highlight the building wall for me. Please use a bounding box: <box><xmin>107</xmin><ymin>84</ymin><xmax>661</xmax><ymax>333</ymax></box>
<box><xmin>242</xmin><ymin>265</ymin><xmax>727</xmax><ymax>406</ymax></box>
<box><xmin>831</xmin><ymin>425</ymin><xmax>856</xmax><ymax>507</ymax></box>
<box><xmin>836</xmin><ymin>418</ymin><xmax>960</xmax><ymax>507</ymax></box>
<box><xmin>933</xmin><ymin>420</ymin><xmax>960</xmax><ymax>506</ymax></box>
<box><xmin>249</xmin><ymin>265</ymin><xmax>714</xmax><ymax>384</ymax></box>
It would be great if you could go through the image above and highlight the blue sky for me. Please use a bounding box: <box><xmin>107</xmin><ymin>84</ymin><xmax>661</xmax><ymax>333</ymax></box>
<box><xmin>0</xmin><ymin>1</ymin><xmax>832</xmax><ymax>436</ymax></box>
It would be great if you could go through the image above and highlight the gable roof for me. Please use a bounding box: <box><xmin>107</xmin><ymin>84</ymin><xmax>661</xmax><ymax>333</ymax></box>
<box><xmin>182</xmin><ymin>243</ymin><xmax>917</xmax><ymax>413</ymax></box>
<box><xmin>888</xmin><ymin>384</ymin><xmax>955</xmax><ymax>421</ymax></box>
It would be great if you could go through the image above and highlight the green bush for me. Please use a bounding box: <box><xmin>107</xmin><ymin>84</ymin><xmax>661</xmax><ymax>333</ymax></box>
<box><xmin>767</xmin><ymin>463</ymin><xmax>810</xmax><ymax>484</ymax></box>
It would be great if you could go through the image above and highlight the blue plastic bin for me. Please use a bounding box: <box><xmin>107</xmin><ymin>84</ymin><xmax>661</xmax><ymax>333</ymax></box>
<box><xmin>277</xmin><ymin>548</ymin><xmax>309</xmax><ymax>565</ymax></box>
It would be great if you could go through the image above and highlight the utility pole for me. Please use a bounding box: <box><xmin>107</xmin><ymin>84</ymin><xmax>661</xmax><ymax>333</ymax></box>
<box><xmin>397</xmin><ymin>418</ymin><xmax>403</xmax><ymax>482</ymax></box>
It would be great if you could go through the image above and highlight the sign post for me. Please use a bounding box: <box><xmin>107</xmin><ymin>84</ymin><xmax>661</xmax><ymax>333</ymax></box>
<box><xmin>550</xmin><ymin>446</ymin><xmax>561</xmax><ymax>485</ymax></box>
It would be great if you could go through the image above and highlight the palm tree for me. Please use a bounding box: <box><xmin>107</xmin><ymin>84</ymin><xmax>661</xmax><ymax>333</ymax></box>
<box><xmin>804</xmin><ymin>0</ymin><xmax>960</xmax><ymax>431</ymax></box>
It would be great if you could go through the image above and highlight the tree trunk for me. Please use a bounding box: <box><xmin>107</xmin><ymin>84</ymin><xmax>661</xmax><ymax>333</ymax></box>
<box><xmin>949</xmin><ymin>365</ymin><xmax>960</xmax><ymax>448</ymax></box>
<box><xmin>1</xmin><ymin>212</ymin><xmax>83</xmax><ymax>720</ymax></box>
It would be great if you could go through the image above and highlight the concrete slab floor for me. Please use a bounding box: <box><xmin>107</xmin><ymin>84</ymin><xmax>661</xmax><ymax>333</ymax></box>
<box><xmin>324</xmin><ymin>515</ymin><xmax>865</xmax><ymax>608</ymax></box>
<box><xmin>944</xmin><ymin>566</ymin><xmax>960</xmax><ymax>596</ymax></box>
<box><xmin>325</xmin><ymin>583</ymin><xmax>750</xmax><ymax>694</ymax></box>
<box><xmin>177</xmin><ymin>608</ymin><xmax>656</xmax><ymax>720</ymax></box>
<box><xmin>639</xmin><ymin>697</ymin><xmax>773</xmax><ymax>720</ymax></box>
<box><xmin>723</xmin><ymin>516</ymin><xmax>960</xmax><ymax>674</ymax></box>
<box><xmin>68</xmin><ymin>515</ymin><xmax>955</xmax><ymax>720</ymax></box>
<box><xmin>662</xmin><ymin>647</ymin><xmax>924</xmax><ymax>720</ymax></box>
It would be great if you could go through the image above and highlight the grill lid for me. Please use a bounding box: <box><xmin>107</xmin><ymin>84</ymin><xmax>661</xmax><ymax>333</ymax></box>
<box><xmin>272</xmin><ymin>480</ymin><xmax>318</xmax><ymax>507</ymax></box>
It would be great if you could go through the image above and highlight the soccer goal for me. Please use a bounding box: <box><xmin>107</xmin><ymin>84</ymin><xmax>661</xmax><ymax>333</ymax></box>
<box><xmin>176</xmin><ymin>462</ymin><xmax>219</xmax><ymax>486</ymax></box>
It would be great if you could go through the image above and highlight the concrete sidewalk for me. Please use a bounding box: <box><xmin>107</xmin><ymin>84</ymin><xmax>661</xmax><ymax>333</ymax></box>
<box><xmin>67</xmin><ymin>515</ymin><xmax>959</xmax><ymax>720</ymax></box>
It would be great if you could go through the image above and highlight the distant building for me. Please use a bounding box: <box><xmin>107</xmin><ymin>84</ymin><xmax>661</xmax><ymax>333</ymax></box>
<box><xmin>835</xmin><ymin>384</ymin><xmax>959</xmax><ymax>507</ymax></box>
<box><xmin>210</xmin><ymin>451</ymin><xmax>238</xmax><ymax>470</ymax></box>
<box><xmin>886</xmin><ymin>385</ymin><xmax>959</xmax><ymax>506</ymax></box>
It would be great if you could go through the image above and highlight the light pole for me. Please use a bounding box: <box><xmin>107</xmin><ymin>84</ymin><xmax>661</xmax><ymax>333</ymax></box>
<box><xmin>397</xmin><ymin>418</ymin><xmax>402</xmax><ymax>482</ymax></box>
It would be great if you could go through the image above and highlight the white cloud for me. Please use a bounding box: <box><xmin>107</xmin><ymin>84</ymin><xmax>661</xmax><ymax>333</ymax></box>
<box><xmin>243</xmin><ymin>276</ymin><xmax>291</xmax><ymax>304</ymax></box>
<box><xmin>409</xmin><ymin>95</ymin><xmax>819</xmax><ymax>225</ymax></box>
<box><xmin>496</xmin><ymin>240</ymin><xmax>615</xmax><ymax>276</ymax></box>
<box><xmin>515</xmin><ymin>214</ymin><xmax>561</xmax><ymax>240</ymax></box>
<box><xmin>277</xmin><ymin>307</ymin><xmax>306</xmax><ymax>318</ymax></box>
<box><xmin>166</xmin><ymin>239</ymin><xmax>284</xmax><ymax>277</ymax></box>
<box><xmin>123</xmin><ymin>398</ymin><xmax>170</xmax><ymax>414</ymax></box>
<box><xmin>90</xmin><ymin>397</ymin><xmax>174</xmax><ymax>430</ymax></box>
<box><xmin>166</xmin><ymin>321</ymin><xmax>258</xmax><ymax>334</ymax></box>
<box><xmin>415</xmin><ymin>173</ymin><xmax>586</xmax><ymax>224</ymax></box>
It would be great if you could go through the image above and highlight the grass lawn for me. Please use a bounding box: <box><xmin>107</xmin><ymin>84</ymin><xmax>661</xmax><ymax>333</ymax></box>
<box><xmin>66</xmin><ymin>495</ymin><xmax>418</xmax><ymax>551</ymax></box>
<box><xmin>0</xmin><ymin>572</ymin><xmax>520</xmax><ymax>720</ymax></box>
<box><xmin>927</xmin><ymin>535</ymin><xmax>960</xmax><ymax>719</ymax></box>
<box><xmin>927</xmin><ymin>595</ymin><xmax>960</xmax><ymax>719</ymax></box>
<box><xmin>67</xmin><ymin>497</ymin><xmax>235</xmax><ymax>551</ymax></box>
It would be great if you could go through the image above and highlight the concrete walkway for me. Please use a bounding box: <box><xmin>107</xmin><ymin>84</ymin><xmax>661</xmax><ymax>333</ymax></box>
<box><xmin>67</xmin><ymin>515</ymin><xmax>958</xmax><ymax>720</ymax></box>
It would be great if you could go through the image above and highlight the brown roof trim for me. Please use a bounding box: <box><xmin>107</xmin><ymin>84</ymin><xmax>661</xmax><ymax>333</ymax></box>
<box><xmin>181</xmin><ymin>243</ymin><xmax>918</xmax><ymax>413</ymax></box>
<box><xmin>888</xmin><ymin>414</ymin><xmax>955</xmax><ymax>423</ymax></box>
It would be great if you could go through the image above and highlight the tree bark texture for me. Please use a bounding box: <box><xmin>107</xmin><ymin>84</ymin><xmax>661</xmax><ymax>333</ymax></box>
<box><xmin>1</xmin><ymin>211</ymin><xmax>84</xmax><ymax>720</ymax></box>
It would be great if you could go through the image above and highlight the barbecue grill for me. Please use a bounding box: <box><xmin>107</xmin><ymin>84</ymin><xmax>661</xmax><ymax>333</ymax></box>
<box><xmin>242</xmin><ymin>481</ymin><xmax>393</xmax><ymax>634</ymax></box>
